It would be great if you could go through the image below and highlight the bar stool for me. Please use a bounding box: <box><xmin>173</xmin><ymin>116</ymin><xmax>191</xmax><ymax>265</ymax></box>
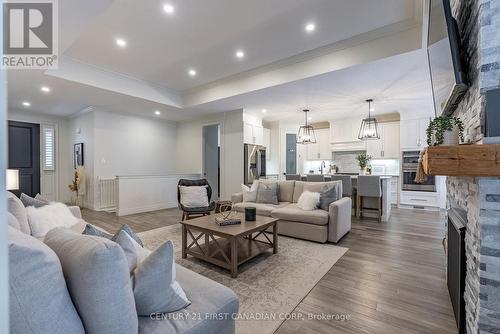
<box><xmin>331</xmin><ymin>175</ymin><xmax>355</xmax><ymax>215</ymax></box>
<box><xmin>306</xmin><ymin>174</ymin><xmax>325</xmax><ymax>182</ymax></box>
<box><xmin>356</xmin><ymin>175</ymin><xmax>383</xmax><ymax>222</ymax></box>
<box><xmin>285</xmin><ymin>174</ymin><xmax>301</xmax><ymax>181</ymax></box>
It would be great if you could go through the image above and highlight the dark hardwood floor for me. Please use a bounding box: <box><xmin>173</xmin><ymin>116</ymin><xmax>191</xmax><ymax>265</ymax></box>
<box><xmin>82</xmin><ymin>207</ymin><xmax>457</xmax><ymax>334</ymax></box>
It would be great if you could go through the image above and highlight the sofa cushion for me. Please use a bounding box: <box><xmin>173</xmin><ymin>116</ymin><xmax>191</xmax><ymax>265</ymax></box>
<box><xmin>44</xmin><ymin>227</ymin><xmax>138</xmax><ymax>334</ymax></box>
<box><xmin>233</xmin><ymin>201</ymin><xmax>289</xmax><ymax>217</ymax></box>
<box><xmin>138</xmin><ymin>264</ymin><xmax>239</xmax><ymax>334</ymax></box>
<box><xmin>292</xmin><ymin>181</ymin><xmax>342</xmax><ymax>203</ymax></box>
<box><xmin>319</xmin><ymin>185</ymin><xmax>339</xmax><ymax>211</ymax></box>
<box><xmin>277</xmin><ymin>180</ymin><xmax>295</xmax><ymax>203</ymax></box>
<box><xmin>271</xmin><ymin>203</ymin><xmax>329</xmax><ymax>226</ymax></box>
<box><xmin>7</xmin><ymin>191</ymin><xmax>31</xmax><ymax>234</ymax></box>
<box><xmin>8</xmin><ymin>226</ymin><xmax>85</xmax><ymax>334</ymax></box>
<box><xmin>7</xmin><ymin>212</ymin><xmax>21</xmax><ymax>230</ymax></box>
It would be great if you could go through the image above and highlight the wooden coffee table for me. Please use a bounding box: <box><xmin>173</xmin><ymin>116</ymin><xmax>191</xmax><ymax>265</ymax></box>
<box><xmin>180</xmin><ymin>212</ymin><xmax>278</xmax><ymax>278</ymax></box>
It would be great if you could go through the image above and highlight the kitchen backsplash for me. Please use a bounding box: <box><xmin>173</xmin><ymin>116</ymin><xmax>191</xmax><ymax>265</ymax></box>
<box><xmin>331</xmin><ymin>151</ymin><xmax>400</xmax><ymax>175</ymax></box>
<box><xmin>332</xmin><ymin>151</ymin><xmax>363</xmax><ymax>173</ymax></box>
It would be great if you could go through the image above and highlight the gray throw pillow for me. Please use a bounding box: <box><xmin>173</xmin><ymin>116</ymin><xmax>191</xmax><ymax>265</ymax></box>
<box><xmin>256</xmin><ymin>182</ymin><xmax>279</xmax><ymax>205</ymax></box>
<box><xmin>9</xmin><ymin>226</ymin><xmax>85</xmax><ymax>334</ymax></box>
<box><xmin>45</xmin><ymin>227</ymin><xmax>138</xmax><ymax>334</ymax></box>
<box><xmin>82</xmin><ymin>223</ymin><xmax>113</xmax><ymax>239</ymax></box>
<box><xmin>114</xmin><ymin>230</ymin><xmax>151</xmax><ymax>272</ymax></box>
<box><xmin>319</xmin><ymin>186</ymin><xmax>338</xmax><ymax>211</ymax></box>
<box><xmin>83</xmin><ymin>223</ymin><xmax>144</xmax><ymax>247</ymax></box>
<box><xmin>111</xmin><ymin>224</ymin><xmax>144</xmax><ymax>247</ymax></box>
<box><xmin>133</xmin><ymin>240</ymin><xmax>191</xmax><ymax>316</ymax></box>
<box><xmin>7</xmin><ymin>191</ymin><xmax>30</xmax><ymax>234</ymax></box>
<box><xmin>21</xmin><ymin>193</ymin><xmax>48</xmax><ymax>208</ymax></box>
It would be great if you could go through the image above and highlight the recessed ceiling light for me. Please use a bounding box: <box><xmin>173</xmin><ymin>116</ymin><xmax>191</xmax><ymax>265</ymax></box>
<box><xmin>41</xmin><ymin>86</ymin><xmax>51</xmax><ymax>93</ymax></box>
<box><xmin>261</xmin><ymin>109</ymin><xmax>267</xmax><ymax>113</ymax></box>
<box><xmin>116</xmin><ymin>38</ymin><xmax>127</xmax><ymax>47</ymax></box>
<box><xmin>305</xmin><ymin>23</ymin><xmax>316</xmax><ymax>32</ymax></box>
<box><xmin>236</xmin><ymin>50</ymin><xmax>245</xmax><ymax>59</ymax></box>
<box><xmin>22</xmin><ymin>101</ymin><xmax>31</xmax><ymax>107</ymax></box>
<box><xmin>308</xmin><ymin>116</ymin><xmax>313</xmax><ymax>121</ymax></box>
<box><xmin>163</xmin><ymin>3</ymin><xmax>175</xmax><ymax>14</ymax></box>
<box><xmin>188</xmin><ymin>69</ymin><xmax>197</xmax><ymax>77</ymax></box>
<box><xmin>155</xmin><ymin>110</ymin><xmax>161</xmax><ymax>115</ymax></box>
<box><xmin>370</xmin><ymin>108</ymin><xmax>375</xmax><ymax>112</ymax></box>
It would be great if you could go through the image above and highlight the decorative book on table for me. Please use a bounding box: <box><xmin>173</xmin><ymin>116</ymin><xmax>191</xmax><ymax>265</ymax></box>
<box><xmin>215</xmin><ymin>217</ymin><xmax>241</xmax><ymax>226</ymax></box>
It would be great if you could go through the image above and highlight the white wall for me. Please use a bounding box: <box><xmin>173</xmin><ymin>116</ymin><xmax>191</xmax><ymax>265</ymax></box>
<box><xmin>93</xmin><ymin>110</ymin><xmax>177</xmax><ymax>177</ymax></box>
<box><xmin>69</xmin><ymin>110</ymin><xmax>178</xmax><ymax>209</ymax></box>
<box><xmin>69</xmin><ymin>111</ymin><xmax>95</xmax><ymax>208</ymax></box>
<box><xmin>8</xmin><ymin>110</ymin><xmax>73</xmax><ymax>203</ymax></box>
<box><xmin>176</xmin><ymin>110</ymin><xmax>244</xmax><ymax>200</ymax></box>
<box><xmin>264</xmin><ymin>121</ymin><xmax>280</xmax><ymax>175</ymax></box>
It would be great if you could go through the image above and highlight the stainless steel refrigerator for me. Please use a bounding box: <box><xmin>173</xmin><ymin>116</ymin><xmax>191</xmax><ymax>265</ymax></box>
<box><xmin>244</xmin><ymin>144</ymin><xmax>266</xmax><ymax>186</ymax></box>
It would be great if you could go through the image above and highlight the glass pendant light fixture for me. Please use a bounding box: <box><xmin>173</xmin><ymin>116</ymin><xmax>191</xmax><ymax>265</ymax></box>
<box><xmin>358</xmin><ymin>99</ymin><xmax>380</xmax><ymax>140</ymax></box>
<box><xmin>296</xmin><ymin>109</ymin><xmax>317</xmax><ymax>144</ymax></box>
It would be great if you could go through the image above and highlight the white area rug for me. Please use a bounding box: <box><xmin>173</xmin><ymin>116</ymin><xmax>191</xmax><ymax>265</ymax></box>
<box><xmin>139</xmin><ymin>224</ymin><xmax>348</xmax><ymax>334</ymax></box>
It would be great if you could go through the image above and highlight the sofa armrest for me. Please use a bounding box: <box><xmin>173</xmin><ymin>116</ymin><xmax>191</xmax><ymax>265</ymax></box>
<box><xmin>328</xmin><ymin>197</ymin><xmax>352</xmax><ymax>243</ymax></box>
<box><xmin>68</xmin><ymin>206</ymin><xmax>82</xmax><ymax>219</ymax></box>
<box><xmin>231</xmin><ymin>193</ymin><xmax>243</xmax><ymax>204</ymax></box>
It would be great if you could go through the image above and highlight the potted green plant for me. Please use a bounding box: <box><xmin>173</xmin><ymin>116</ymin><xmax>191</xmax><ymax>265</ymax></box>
<box><xmin>426</xmin><ymin>116</ymin><xmax>465</xmax><ymax>146</ymax></box>
<box><xmin>356</xmin><ymin>152</ymin><xmax>372</xmax><ymax>175</ymax></box>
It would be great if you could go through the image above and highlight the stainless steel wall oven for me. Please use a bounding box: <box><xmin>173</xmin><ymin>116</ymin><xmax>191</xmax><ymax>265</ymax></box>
<box><xmin>402</xmin><ymin>150</ymin><xmax>436</xmax><ymax>192</ymax></box>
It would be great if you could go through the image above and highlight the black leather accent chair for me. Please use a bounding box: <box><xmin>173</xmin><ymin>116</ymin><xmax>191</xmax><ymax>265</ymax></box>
<box><xmin>177</xmin><ymin>179</ymin><xmax>216</xmax><ymax>221</ymax></box>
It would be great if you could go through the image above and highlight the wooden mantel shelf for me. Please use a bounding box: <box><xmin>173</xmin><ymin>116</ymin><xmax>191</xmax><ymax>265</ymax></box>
<box><xmin>422</xmin><ymin>144</ymin><xmax>500</xmax><ymax>176</ymax></box>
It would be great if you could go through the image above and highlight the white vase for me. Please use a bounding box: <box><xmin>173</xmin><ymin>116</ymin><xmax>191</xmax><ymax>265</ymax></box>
<box><xmin>442</xmin><ymin>127</ymin><xmax>459</xmax><ymax>145</ymax></box>
<box><xmin>359</xmin><ymin>169</ymin><xmax>366</xmax><ymax>175</ymax></box>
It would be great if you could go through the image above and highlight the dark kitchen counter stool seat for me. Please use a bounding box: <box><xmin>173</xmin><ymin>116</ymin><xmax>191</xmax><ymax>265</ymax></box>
<box><xmin>331</xmin><ymin>175</ymin><xmax>356</xmax><ymax>216</ymax></box>
<box><xmin>178</xmin><ymin>179</ymin><xmax>216</xmax><ymax>221</ymax></box>
<box><xmin>356</xmin><ymin>175</ymin><xmax>383</xmax><ymax>222</ymax></box>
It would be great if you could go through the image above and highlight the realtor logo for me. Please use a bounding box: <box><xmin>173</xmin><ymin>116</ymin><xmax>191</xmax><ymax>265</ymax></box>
<box><xmin>2</xmin><ymin>0</ymin><xmax>58</xmax><ymax>69</ymax></box>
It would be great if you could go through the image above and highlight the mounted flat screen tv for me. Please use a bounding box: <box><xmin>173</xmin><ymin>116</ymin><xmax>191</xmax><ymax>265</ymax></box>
<box><xmin>427</xmin><ymin>0</ymin><xmax>468</xmax><ymax>116</ymax></box>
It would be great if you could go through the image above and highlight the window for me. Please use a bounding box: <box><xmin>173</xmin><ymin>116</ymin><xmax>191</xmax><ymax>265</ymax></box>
<box><xmin>43</xmin><ymin>126</ymin><xmax>55</xmax><ymax>171</ymax></box>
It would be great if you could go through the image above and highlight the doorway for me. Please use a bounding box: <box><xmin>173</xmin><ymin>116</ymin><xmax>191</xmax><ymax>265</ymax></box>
<box><xmin>286</xmin><ymin>133</ymin><xmax>297</xmax><ymax>174</ymax></box>
<box><xmin>8</xmin><ymin>121</ymin><xmax>41</xmax><ymax>197</ymax></box>
<box><xmin>202</xmin><ymin>124</ymin><xmax>220</xmax><ymax>199</ymax></box>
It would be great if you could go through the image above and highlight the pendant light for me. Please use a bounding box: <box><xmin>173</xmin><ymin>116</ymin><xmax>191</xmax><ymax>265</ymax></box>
<box><xmin>296</xmin><ymin>109</ymin><xmax>317</xmax><ymax>144</ymax></box>
<box><xmin>358</xmin><ymin>99</ymin><xmax>380</xmax><ymax>140</ymax></box>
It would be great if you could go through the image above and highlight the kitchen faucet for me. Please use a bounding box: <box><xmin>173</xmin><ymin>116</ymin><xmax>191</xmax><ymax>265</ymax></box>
<box><xmin>320</xmin><ymin>161</ymin><xmax>326</xmax><ymax>174</ymax></box>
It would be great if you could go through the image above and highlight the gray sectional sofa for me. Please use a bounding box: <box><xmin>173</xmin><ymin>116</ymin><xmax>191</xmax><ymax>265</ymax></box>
<box><xmin>7</xmin><ymin>191</ymin><xmax>239</xmax><ymax>334</ymax></box>
<box><xmin>231</xmin><ymin>180</ymin><xmax>352</xmax><ymax>243</ymax></box>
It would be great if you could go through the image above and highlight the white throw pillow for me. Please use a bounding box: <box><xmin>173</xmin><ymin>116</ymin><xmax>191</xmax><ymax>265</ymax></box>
<box><xmin>241</xmin><ymin>182</ymin><xmax>258</xmax><ymax>202</ymax></box>
<box><xmin>179</xmin><ymin>186</ymin><xmax>209</xmax><ymax>208</ymax></box>
<box><xmin>27</xmin><ymin>203</ymin><xmax>80</xmax><ymax>238</ymax></box>
<box><xmin>297</xmin><ymin>191</ymin><xmax>320</xmax><ymax>211</ymax></box>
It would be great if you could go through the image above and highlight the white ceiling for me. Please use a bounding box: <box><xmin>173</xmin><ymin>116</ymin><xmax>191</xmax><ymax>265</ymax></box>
<box><xmin>65</xmin><ymin>0</ymin><xmax>416</xmax><ymax>91</ymax></box>
<box><xmin>194</xmin><ymin>49</ymin><xmax>436</xmax><ymax>122</ymax></box>
<box><xmin>7</xmin><ymin>0</ymin><xmax>428</xmax><ymax>122</ymax></box>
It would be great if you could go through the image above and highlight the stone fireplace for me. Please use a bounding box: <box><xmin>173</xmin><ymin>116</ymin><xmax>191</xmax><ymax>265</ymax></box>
<box><xmin>448</xmin><ymin>0</ymin><xmax>500</xmax><ymax>332</ymax></box>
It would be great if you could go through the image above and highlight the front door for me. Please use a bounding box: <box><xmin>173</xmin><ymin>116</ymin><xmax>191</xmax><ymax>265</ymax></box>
<box><xmin>8</xmin><ymin>121</ymin><xmax>40</xmax><ymax>197</ymax></box>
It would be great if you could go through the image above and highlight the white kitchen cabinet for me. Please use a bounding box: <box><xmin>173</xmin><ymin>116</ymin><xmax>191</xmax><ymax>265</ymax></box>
<box><xmin>366</xmin><ymin>122</ymin><xmax>400</xmax><ymax>159</ymax></box>
<box><xmin>243</xmin><ymin>123</ymin><xmax>264</xmax><ymax>145</ymax></box>
<box><xmin>330</xmin><ymin>118</ymin><xmax>365</xmax><ymax>143</ymax></box>
<box><xmin>390</xmin><ymin>177</ymin><xmax>399</xmax><ymax>205</ymax></box>
<box><xmin>306</xmin><ymin>128</ymin><xmax>330</xmax><ymax>160</ymax></box>
<box><xmin>400</xmin><ymin>118</ymin><xmax>430</xmax><ymax>150</ymax></box>
<box><xmin>382</xmin><ymin>122</ymin><xmax>400</xmax><ymax>158</ymax></box>
<box><xmin>263</xmin><ymin>128</ymin><xmax>271</xmax><ymax>160</ymax></box>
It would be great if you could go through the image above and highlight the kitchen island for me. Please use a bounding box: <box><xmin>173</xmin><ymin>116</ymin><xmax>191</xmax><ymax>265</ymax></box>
<box><xmin>300</xmin><ymin>174</ymin><xmax>392</xmax><ymax>222</ymax></box>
